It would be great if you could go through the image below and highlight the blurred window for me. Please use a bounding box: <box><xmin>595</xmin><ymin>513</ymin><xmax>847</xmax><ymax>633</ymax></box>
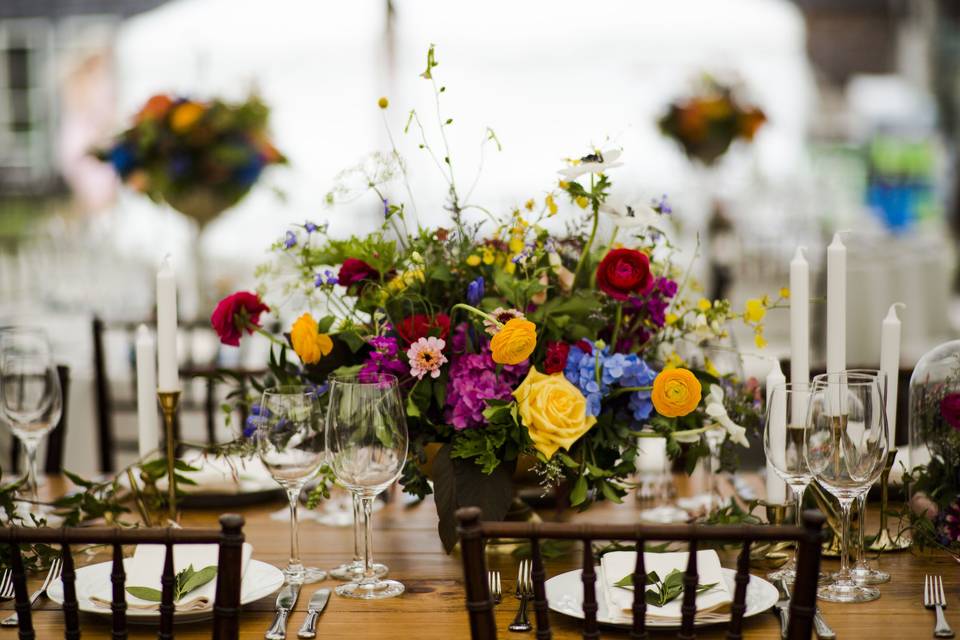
<box><xmin>0</xmin><ymin>18</ymin><xmax>52</xmax><ymax>180</ymax></box>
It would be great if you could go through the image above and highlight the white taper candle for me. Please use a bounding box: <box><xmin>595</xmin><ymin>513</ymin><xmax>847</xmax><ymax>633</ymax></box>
<box><xmin>765</xmin><ymin>361</ymin><xmax>787</xmax><ymax>503</ymax></box>
<box><xmin>156</xmin><ymin>256</ymin><xmax>180</xmax><ymax>392</ymax></box>
<box><xmin>135</xmin><ymin>325</ymin><xmax>158</xmax><ymax>459</ymax></box>
<box><xmin>880</xmin><ymin>303</ymin><xmax>904</xmax><ymax>449</ymax></box>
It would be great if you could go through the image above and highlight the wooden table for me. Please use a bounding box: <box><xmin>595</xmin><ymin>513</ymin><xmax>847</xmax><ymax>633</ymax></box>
<box><xmin>10</xmin><ymin>476</ymin><xmax>960</xmax><ymax>639</ymax></box>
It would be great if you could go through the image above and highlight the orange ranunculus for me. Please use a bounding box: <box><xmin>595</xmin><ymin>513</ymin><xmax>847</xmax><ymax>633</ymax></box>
<box><xmin>135</xmin><ymin>94</ymin><xmax>173</xmax><ymax>123</ymax></box>
<box><xmin>169</xmin><ymin>101</ymin><xmax>206</xmax><ymax>134</ymax></box>
<box><xmin>490</xmin><ymin>317</ymin><xmax>537</xmax><ymax>365</ymax></box>
<box><xmin>651</xmin><ymin>368</ymin><xmax>702</xmax><ymax>418</ymax></box>
<box><xmin>290</xmin><ymin>313</ymin><xmax>333</xmax><ymax>365</ymax></box>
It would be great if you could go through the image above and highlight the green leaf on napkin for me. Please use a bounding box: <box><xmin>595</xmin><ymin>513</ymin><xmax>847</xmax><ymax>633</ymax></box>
<box><xmin>613</xmin><ymin>568</ymin><xmax>718</xmax><ymax>607</ymax></box>
<box><xmin>126</xmin><ymin>564</ymin><xmax>218</xmax><ymax>602</ymax></box>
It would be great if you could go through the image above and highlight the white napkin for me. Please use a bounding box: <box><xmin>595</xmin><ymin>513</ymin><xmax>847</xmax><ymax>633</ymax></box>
<box><xmin>90</xmin><ymin>542</ymin><xmax>253</xmax><ymax>611</ymax></box>
<box><xmin>156</xmin><ymin>452</ymin><xmax>274</xmax><ymax>495</ymax></box>
<box><xmin>599</xmin><ymin>550</ymin><xmax>732</xmax><ymax>624</ymax></box>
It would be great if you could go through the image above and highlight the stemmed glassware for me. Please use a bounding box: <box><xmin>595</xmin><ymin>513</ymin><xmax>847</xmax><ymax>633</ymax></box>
<box><xmin>326</xmin><ymin>374</ymin><xmax>408</xmax><ymax>599</ymax></box>
<box><xmin>763</xmin><ymin>382</ymin><xmax>815</xmax><ymax>583</ymax></box>
<box><xmin>255</xmin><ymin>386</ymin><xmax>328</xmax><ymax>584</ymax></box>
<box><xmin>328</xmin><ymin>493</ymin><xmax>388</xmax><ymax>581</ymax></box>
<box><xmin>0</xmin><ymin>329</ymin><xmax>61</xmax><ymax>518</ymax></box>
<box><xmin>804</xmin><ymin>371</ymin><xmax>889</xmax><ymax>603</ymax></box>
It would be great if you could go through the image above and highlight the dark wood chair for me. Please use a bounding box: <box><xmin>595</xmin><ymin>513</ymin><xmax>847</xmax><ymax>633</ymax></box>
<box><xmin>455</xmin><ymin>507</ymin><xmax>825</xmax><ymax>640</ymax></box>
<box><xmin>1</xmin><ymin>514</ymin><xmax>245</xmax><ymax>640</ymax></box>
<box><xmin>8</xmin><ymin>365</ymin><xmax>70</xmax><ymax>475</ymax></box>
<box><xmin>92</xmin><ymin>317</ymin><xmax>265</xmax><ymax>472</ymax></box>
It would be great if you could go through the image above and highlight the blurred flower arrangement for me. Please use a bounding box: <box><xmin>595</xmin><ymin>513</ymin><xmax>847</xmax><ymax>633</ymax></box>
<box><xmin>95</xmin><ymin>93</ymin><xmax>286</xmax><ymax>227</ymax></box>
<box><xmin>902</xmin><ymin>357</ymin><xmax>960</xmax><ymax>561</ymax></box>
<box><xmin>658</xmin><ymin>77</ymin><xmax>766</xmax><ymax>166</ymax></box>
<box><xmin>213</xmin><ymin>47</ymin><xmax>780</xmax><ymax>549</ymax></box>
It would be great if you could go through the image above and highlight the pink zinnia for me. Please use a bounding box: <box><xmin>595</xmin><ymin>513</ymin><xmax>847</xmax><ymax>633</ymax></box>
<box><xmin>407</xmin><ymin>337</ymin><xmax>448</xmax><ymax>380</ymax></box>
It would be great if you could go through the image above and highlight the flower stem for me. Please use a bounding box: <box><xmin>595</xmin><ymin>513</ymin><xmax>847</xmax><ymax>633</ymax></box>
<box><xmin>573</xmin><ymin>187</ymin><xmax>600</xmax><ymax>286</ymax></box>
<box><xmin>611</xmin><ymin>303</ymin><xmax>624</xmax><ymax>349</ymax></box>
<box><xmin>450</xmin><ymin>303</ymin><xmax>500</xmax><ymax>327</ymax></box>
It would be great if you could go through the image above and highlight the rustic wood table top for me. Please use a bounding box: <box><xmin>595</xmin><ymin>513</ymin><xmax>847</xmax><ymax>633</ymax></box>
<box><xmin>9</xmin><ymin>475</ymin><xmax>960</xmax><ymax>639</ymax></box>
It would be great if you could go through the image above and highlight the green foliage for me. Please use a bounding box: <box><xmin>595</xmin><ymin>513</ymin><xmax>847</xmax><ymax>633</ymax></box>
<box><xmin>613</xmin><ymin>568</ymin><xmax>717</xmax><ymax>607</ymax></box>
<box><xmin>127</xmin><ymin>564</ymin><xmax>217</xmax><ymax>602</ymax></box>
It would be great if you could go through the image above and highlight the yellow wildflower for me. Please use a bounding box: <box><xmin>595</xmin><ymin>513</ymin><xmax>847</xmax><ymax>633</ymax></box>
<box><xmin>664</xmin><ymin>352</ymin><xmax>684</xmax><ymax>369</ymax></box>
<box><xmin>558</xmin><ymin>180</ymin><xmax>570</xmax><ymax>190</ymax></box>
<box><xmin>509</xmin><ymin>236</ymin><xmax>524</xmax><ymax>254</ymax></box>
<box><xmin>377</xmin><ymin>96</ymin><xmax>389</xmax><ymax>109</ymax></box>
<box><xmin>575</xmin><ymin>196</ymin><xmax>590</xmax><ymax>209</ymax></box>
<box><xmin>524</xmin><ymin>198</ymin><xmax>535</xmax><ymax>211</ymax></box>
<box><xmin>697</xmin><ymin>298</ymin><xmax>712</xmax><ymax>312</ymax></box>
<box><xmin>387</xmin><ymin>268</ymin><xmax>424</xmax><ymax>294</ymax></box>
<box><xmin>779</xmin><ymin>287</ymin><xmax>790</xmax><ymax>299</ymax></box>
<box><xmin>466</xmin><ymin>255</ymin><xmax>481</xmax><ymax>267</ymax></box>
<box><xmin>744</xmin><ymin>298</ymin><xmax>766</xmax><ymax>324</ymax></box>
<box><xmin>754</xmin><ymin>332</ymin><xmax>768</xmax><ymax>349</ymax></box>
<box><xmin>482</xmin><ymin>248</ymin><xmax>495</xmax><ymax>265</ymax></box>
<box><xmin>665</xmin><ymin>312</ymin><xmax>679</xmax><ymax>326</ymax></box>
<box><xmin>704</xmin><ymin>357</ymin><xmax>720</xmax><ymax>379</ymax></box>
<box><xmin>545</xmin><ymin>194</ymin><xmax>558</xmax><ymax>216</ymax></box>
<box><xmin>505</xmin><ymin>261</ymin><xmax>516</xmax><ymax>274</ymax></box>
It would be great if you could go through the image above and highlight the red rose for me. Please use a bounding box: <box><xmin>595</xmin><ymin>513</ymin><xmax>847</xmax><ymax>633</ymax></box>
<box><xmin>595</xmin><ymin>248</ymin><xmax>654</xmax><ymax>300</ymax></box>
<box><xmin>543</xmin><ymin>341</ymin><xmax>570</xmax><ymax>374</ymax></box>
<box><xmin>574</xmin><ymin>339</ymin><xmax>593</xmax><ymax>355</ymax></box>
<box><xmin>397</xmin><ymin>313</ymin><xmax>451</xmax><ymax>344</ymax></box>
<box><xmin>211</xmin><ymin>291</ymin><xmax>269</xmax><ymax>347</ymax></box>
<box><xmin>941</xmin><ymin>393</ymin><xmax>960</xmax><ymax>430</ymax></box>
<box><xmin>338</xmin><ymin>258</ymin><xmax>380</xmax><ymax>287</ymax></box>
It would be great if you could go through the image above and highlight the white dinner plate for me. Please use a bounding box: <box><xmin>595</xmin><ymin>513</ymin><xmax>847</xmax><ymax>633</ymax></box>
<box><xmin>545</xmin><ymin>567</ymin><xmax>778</xmax><ymax>629</ymax></box>
<box><xmin>47</xmin><ymin>558</ymin><xmax>284</xmax><ymax>624</ymax></box>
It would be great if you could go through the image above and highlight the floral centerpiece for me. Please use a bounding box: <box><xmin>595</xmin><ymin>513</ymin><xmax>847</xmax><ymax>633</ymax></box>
<box><xmin>212</xmin><ymin>47</ymin><xmax>777</xmax><ymax>550</ymax></box>
<box><xmin>95</xmin><ymin>93</ymin><xmax>286</xmax><ymax>227</ymax></box>
<box><xmin>658</xmin><ymin>77</ymin><xmax>766</xmax><ymax>166</ymax></box>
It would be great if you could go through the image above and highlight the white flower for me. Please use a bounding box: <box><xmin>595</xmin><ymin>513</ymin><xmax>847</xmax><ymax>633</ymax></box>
<box><xmin>558</xmin><ymin>149</ymin><xmax>623</xmax><ymax>179</ymax></box>
<box><xmin>705</xmin><ymin>384</ymin><xmax>749</xmax><ymax>448</ymax></box>
<box><xmin>673</xmin><ymin>430</ymin><xmax>702</xmax><ymax>444</ymax></box>
<box><xmin>599</xmin><ymin>202</ymin><xmax>664</xmax><ymax>230</ymax></box>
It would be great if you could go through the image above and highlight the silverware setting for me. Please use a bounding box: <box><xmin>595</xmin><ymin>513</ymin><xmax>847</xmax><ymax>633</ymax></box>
<box><xmin>772</xmin><ymin>584</ymin><xmax>790</xmax><ymax>640</ymax></box>
<box><xmin>487</xmin><ymin>571</ymin><xmax>502</xmax><ymax>605</ymax></box>
<box><xmin>925</xmin><ymin>574</ymin><xmax>955</xmax><ymax>639</ymax></box>
<box><xmin>296</xmin><ymin>588</ymin><xmax>330</xmax><ymax>639</ymax></box>
<box><xmin>1</xmin><ymin>558</ymin><xmax>62</xmax><ymax>627</ymax></box>
<box><xmin>0</xmin><ymin>571</ymin><xmax>13</xmax><ymax>601</ymax></box>
<box><xmin>265</xmin><ymin>582</ymin><xmax>301</xmax><ymax>640</ymax></box>
<box><xmin>779</xmin><ymin>578</ymin><xmax>834</xmax><ymax>639</ymax></box>
<box><xmin>508</xmin><ymin>560</ymin><xmax>533</xmax><ymax>633</ymax></box>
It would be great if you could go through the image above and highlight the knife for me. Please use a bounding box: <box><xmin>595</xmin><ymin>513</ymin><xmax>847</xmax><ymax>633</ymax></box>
<box><xmin>773</xmin><ymin>596</ymin><xmax>791</xmax><ymax>640</ymax></box>
<box><xmin>266</xmin><ymin>583</ymin><xmax>301</xmax><ymax>640</ymax></box>
<box><xmin>779</xmin><ymin>577</ymin><xmax>835</xmax><ymax>639</ymax></box>
<box><xmin>297</xmin><ymin>588</ymin><xmax>331</xmax><ymax>639</ymax></box>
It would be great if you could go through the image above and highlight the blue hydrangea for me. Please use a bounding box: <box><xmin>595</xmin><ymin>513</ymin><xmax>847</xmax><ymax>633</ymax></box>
<box><xmin>563</xmin><ymin>339</ymin><xmax>656</xmax><ymax>421</ymax></box>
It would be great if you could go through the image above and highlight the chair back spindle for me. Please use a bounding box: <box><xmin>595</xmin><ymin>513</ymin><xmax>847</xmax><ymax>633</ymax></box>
<box><xmin>726</xmin><ymin>541</ymin><xmax>753</xmax><ymax>640</ymax></box>
<box><xmin>580</xmin><ymin>540</ymin><xmax>598</xmax><ymax>640</ymax></box>
<box><xmin>678</xmin><ymin>540</ymin><xmax>698</xmax><ymax>640</ymax></box>
<box><xmin>159</xmin><ymin>542</ymin><xmax>176</xmax><ymax>639</ymax></box>
<box><xmin>110</xmin><ymin>541</ymin><xmax>127</xmax><ymax>640</ymax></box>
<box><xmin>60</xmin><ymin>541</ymin><xmax>80</xmax><ymax>640</ymax></box>
<box><xmin>213</xmin><ymin>514</ymin><xmax>245</xmax><ymax>640</ymax></box>
<box><xmin>529</xmin><ymin>538</ymin><xmax>551</xmax><ymax>640</ymax></box>
<box><xmin>629</xmin><ymin>542</ymin><xmax>647</xmax><ymax>640</ymax></box>
<box><xmin>10</xmin><ymin>542</ymin><xmax>33</xmax><ymax>640</ymax></box>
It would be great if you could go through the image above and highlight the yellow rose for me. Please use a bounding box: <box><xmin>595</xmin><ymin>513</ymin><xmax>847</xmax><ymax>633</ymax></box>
<box><xmin>513</xmin><ymin>368</ymin><xmax>597</xmax><ymax>459</ymax></box>
<box><xmin>490</xmin><ymin>317</ymin><xmax>537</xmax><ymax>365</ymax></box>
<box><xmin>169</xmin><ymin>101</ymin><xmax>205</xmax><ymax>133</ymax></box>
<box><xmin>290</xmin><ymin>313</ymin><xmax>333</xmax><ymax>365</ymax></box>
<box><xmin>652</xmin><ymin>368</ymin><xmax>702</xmax><ymax>418</ymax></box>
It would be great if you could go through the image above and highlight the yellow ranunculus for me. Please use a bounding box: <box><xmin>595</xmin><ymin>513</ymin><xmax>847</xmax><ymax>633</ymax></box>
<box><xmin>490</xmin><ymin>317</ymin><xmax>537</xmax><ymax>365</ymax></box>
<box><xmin>513</xmin><ymin>368</ymin><xmax>596</xmax><ymax>459</ymax></box>
<box><xmin>466</xmin><ymin>255</ymin><xmax>481</xmax><ymax>267</ymax></box>
<box><xmin>169</xmin><ymin>101</ymin><xmax>205</xmax><ymax>133</ymax></box>
<box><xmin>744</xmin><ymin>298</ymin><xmax>766</xmax><ymax>323</ymax></box>
<box><xmin>290</xmin><ymin>313</ymin><xmax>333</xmax><ymax>365</ymax></box>
<box><xmin>652</xmin><ymin>368</ymin><xmax>702</xmax><ymax>418</ymax></box>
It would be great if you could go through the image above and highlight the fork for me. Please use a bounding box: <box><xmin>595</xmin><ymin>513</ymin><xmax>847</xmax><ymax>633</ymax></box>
<box><xmin>779</xmin><ymin>578</ymin><xmax>834</xmax><ymax>639</ymax></box>
<box><xmin>1</xmin><ymin>558</ymin><xmax>62</xmax><ymax>627</ymax></box>
<box><xmin>0</xmin><ymin>571</ymin><xmax>13</xmax><ymax>600</ymax></box>
<box><xmin>488</xmin><ymin>570</ymin><xmax>502</xmax><ymax>605</ymax></box>
<box><xmin>925</xmin><ymin>575</ymin><xmax>955</xmax><ymax>638</ymax></box>
<box><xmin>508</xmin><ymin>560</ymin><xmax>533</xmax><ymax>633</ymax></box>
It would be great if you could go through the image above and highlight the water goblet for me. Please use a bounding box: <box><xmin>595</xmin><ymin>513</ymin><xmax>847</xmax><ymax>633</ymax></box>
<box><xmin>326</xmin><ymin>374</ymin><xmax>408</xmax><ymax>599</ymax></box>
<box><xmin>805</xmin><ymin>371</ymin><xmax>889</xmax><ymax>603</ymax></box>
<box><xmin>256</xmin><ymin>386</ymin><xmax>328</xmax><ymax>584</ymax></box>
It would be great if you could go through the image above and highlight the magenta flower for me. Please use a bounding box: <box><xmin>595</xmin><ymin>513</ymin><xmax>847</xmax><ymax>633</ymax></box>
<box><xmin>358</xmin><ymin>335</ymin><xmax>406</xmax><ymax>383</ymax></box>
<box><xmin>941</xmin><ymin>393</ymin><xmax>960</xmax><ymax>430</ymax></box>
<box><xmin>407</xmin><ymin>337</ymin><xmax>448</xmax><ymax>380</ymax></box>
<box><xmin>445</xmin><ymin>331</ymin><xmax>529</xmax><ymax>429</ymax></box>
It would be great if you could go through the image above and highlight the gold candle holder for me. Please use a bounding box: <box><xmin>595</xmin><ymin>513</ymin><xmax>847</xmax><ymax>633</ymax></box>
<box><xmin>868</xmin><ymin>448</ymin><xmax>911</xmax><ymax>552</ymax></box>
<box><xmin>157</xmin><ymin>390</ymin><xmax>181</xmax><ymax>522</ymax></box>
<box><xmin>750</xmin><ymin>500</ymin><xmax>793</xmax><ymax>568</ymax></box>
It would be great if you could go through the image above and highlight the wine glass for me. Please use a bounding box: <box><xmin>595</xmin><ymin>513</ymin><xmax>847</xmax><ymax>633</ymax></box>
<box><xmin>0</xmin><ymin>354</ymin><xmax>62</xmax><ymax>517</ymax></box>
<box><xmin>805</xmin><ymin>371</ymin><xmax>889</xmax><ymax>603</ymax></box>
<box><xmin>845</xmin><ymin>369</ymin><xmax>891</xmax><ymax>585</ymax></box>
<box><xmin>327</xmin><ymin>492</ymin><xmax>389</xmax><ymax>581</ymax></box>
<box><xmin>326</xmin><ymin>374</ymin><xmax>408</xmax><ymax>599</ymax></box>
<box><xmin>764</xmin><ymin>382</ymin><xmax>814</xmax><ymax>583</ymax></box>
<box><xmin>256</xmin><ymin>386</ymin><xmax>327</xmax><ymax>584</ymax></box>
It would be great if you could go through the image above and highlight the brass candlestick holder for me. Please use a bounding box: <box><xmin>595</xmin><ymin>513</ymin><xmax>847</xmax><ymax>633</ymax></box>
<box><xmin>157</xmin><ymin>390</ymin><xmax>181</xmax><ymax>522</ymax></box>
<box><xmin>868</xmin><ymin>448</ymin><xmax>911</xmax><ymax>552</ymax></box>
<box><xmin>750</xmin><ymin>500</ymin><xmax>793</xmax><ymax>568</ymax></box>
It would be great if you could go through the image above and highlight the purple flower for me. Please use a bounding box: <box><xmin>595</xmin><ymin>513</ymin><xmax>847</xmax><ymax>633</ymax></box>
<box><xmin>466</xmin><ymin>276</ymin><xmax>485</xmax><ymax>306</ymax></box>
<box><xmin>315</xmin><ymin>270</ymin><xmax>338</xmax><ymax>287</ymax></box>
<box><xmin>653</xmin><ymin>194</ymin><xmax>672</xmax><ymax>215</ymax></box>
<box><xmin>243</xmin><ymin>404</ymin><xmax>269</xmax><ymax>438</ymax></box>
<box><xmin>284</xmin><ymin>230</ymin><xmax>297</xmax><ymax>249</ymax></box>
<box><xmin>445</xmin><ymin>327</ymin><xmax>528</xmax><ymax>430</ymax></box>
<box><xmin>305</xmin><ymin>221</ymin><xmax>318</xmax><ymax>233</ymax></box>
<box><xmin>382</xmin><ymin>198</ymin><xmax>390</xmax><ymax>217</ymax></box>
<box><xmin>359</xmin><ymin>335</ymin><xmax>407</xmax><ymax>382</ymax></box>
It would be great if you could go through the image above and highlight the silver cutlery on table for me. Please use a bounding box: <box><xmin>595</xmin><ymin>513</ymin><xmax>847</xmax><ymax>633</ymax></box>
<box><xmin>266</xmin><ymin>583</ymin><xmax>301</xmax><ymax>640</ymax></box>
<box><xmin>488</xmin><ymin>571</ymin><xmax>502</xmax><ymax>605</ymax></box>
<box><xmin>925</xmin><ymin>574</ymin><xmax>955</xmax><ymax>638</ymax></box>
<box><xmin>508</xmin><ymin>560</ymin><xmax>533</xmax><ymax>633</ymax></box>
<box><xmin>772</xmin><ymin>586</ymin><xmax>790</xmax><ymax>640</ymax></box>
<box><xmin>780</xmin><ymin>578</ymin><xmax>835</xmax><ymax>639</ymax></box>
<box><xmin>1</xmin><ymin>558</ymin><xmax>61</xmax><ymax>627</ymax></box>
<box><xmin>296</xmin><ymin>588</ymin><xmax>330</xmax><ymax>639</ymax></box>
<box><xmin>0</xmin><ymin>571</ymin><xmax>13</xmax><ymax>601</ymax></box>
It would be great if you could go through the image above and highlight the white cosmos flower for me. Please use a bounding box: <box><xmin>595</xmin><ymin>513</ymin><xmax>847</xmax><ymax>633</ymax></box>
<box><xmin>558</xmin><ymin>149</ymin><xmax>623</xmax><ymax>179</ymax></box>
<box><xmin>599</xmin><ymin>202</ymin><xmax>665</xmax><ymax>231</ymax></box>
<box><xmin>705</xmin><ymin>384</ymin><xmax>749</xmax><ymax>448</ymax></box>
